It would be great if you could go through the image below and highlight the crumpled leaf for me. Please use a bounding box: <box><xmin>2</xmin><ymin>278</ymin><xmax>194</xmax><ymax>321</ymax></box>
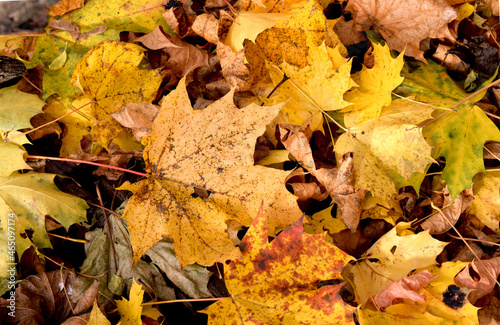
<box><xmin>343</xmin><ymin>41</ymin><xmax>405</xmax><ymax>124</ymax></box>
<box><xmin>134</xmin><ymin>26</ymin><xmax>209</xmax><ymax>77</ymax></box>
<box><xmin>72</xmin><ymin>41</ymin><xmax>162</xmax><ymax>148</ymax></box>
<box><xmin>265</xmin><ymin>36</ymin><xmax>353</xmax><ymax>132</ymax></box>
<box><xmin>217</xmin><ymin>42</ymin><xmax>253</xmax><ymax>91</ymax></box>
<box><xmin>49</xmin><ymin>0</ymin><xmax>84</xmax><ymax>17</ymax></box>
<box><xmin>466</xmin><ymin>171</ymin><xmax>500</xmax><ymax>233</ymax></box>
<box><xmin>66</xmin><ymin>0</ymin><xmax>171</xmax><ymax>34</ymax></box>
<box><xmin>115</xmin><ymin>279</ymin><xmax>144</xmax><ymax>325</ymax></box>
<box><xmin>421</xmin><ymin>187</ymin><xmax>475</xmax><ymax>234</ymax></box>
<box><xmin>111</xmin><ymin>103</ymin><xmax>159</xmax><ymax>141</ymax></box>
<box><xmin>201</xmin><ymin>206</ymin><xmax>355</xmax><ymax>324</ymax></box>
<box><xmin>345</xmin><ymin>222</ymin><xmax>448</xmax><ymax>305</ymax></box>
<box><xmin>455</xmin><ymin>256</ymin><xmax>500</xmax><ymax>303</ymax></box>
<box><xmin>346</xmin><ymin>0</ymin><xmax>457</xmax><ymax>60</ymax></box>
<box><xmin>335</xmin><ymin>100</ymin><xmax>435</xmax><ymax>199</ymax></box>
<box><xmin>397</xmin><ymin>60</ymin><xmax>500</xmax><ymax>199</ymax></box>
<box><xmin>121</xmin><ymin>77</ymin><xmax>302</xmax><ymax>267</ymax></box>
<box><xmin>373</xmin><ymin>270</ymin><xmax>437</xmax><ymax>310</ymax></box>
<box><xmin>144</xmin><ymin>240</ymin><xmax>213</xmax><ymax>299</ymax></box>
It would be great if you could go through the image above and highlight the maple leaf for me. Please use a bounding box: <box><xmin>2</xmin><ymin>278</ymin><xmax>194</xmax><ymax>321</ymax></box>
<box><xmin>397</xmin><ymin>60</ymin><xmax>500</xmax><ymax>199</ymax></box>
<box><xmin>48</xmin><ymin>0</ymin><xmax>84</xmax><ymax>17</ymax></box>
<box><xmin>335</xmin><ymin>99</ymin><xmax>435</xmax><ymax>199</ymax></box>
<box><xmin>121</xmin><ymin>77</ymin><xmax>302</xmax><ymax>267</ymax></box>
<box><xmin>115</xmin><ymin>279</ymin><xmax>144</xmax><ymax>325</ymax></box>
<box><xmin>466</xmin><ymin>172</ymin><xmax>500</xmax><ymax>233</ymax></box>
<box><xmin>201</xmin><ymin>206</ymin><xmax>355</xmax><ymax>324</ymax></box>
<box><xmin>66</xmin><ymin>0</ymin><xmax>171</xmax><ymax>34</ymax></box>
<box><xmin>345</xmin><ymin>222</ymin><xmax>447</xmax><ymax>305</ymax></box>
<box><xmin>88</xmin><ymin>300</ymin><xmax>111</xmax><ymax>325</ymax></box>
<box><xmin>0</xmin><ymin>85</ymin><xmax>44</xmax><ymax>131</ymax></box>
<box><xmin>72</xmin><ymin>41</ymin><xmax>162</xmax><ymax>149</ymax></box>
<box><xmin>346</xmin><ymin>0</ymin><xmax>457</xmax><ymax>60</ymax></box>
<box><xmin>342</xmin><ymin>41</ymin><xmax>405</xmax><ymax>124</ymax></box>
<box><xmin>265</xmin><ymin>36</ymin><xmax>353</xmax><ymax>132</ymax></box>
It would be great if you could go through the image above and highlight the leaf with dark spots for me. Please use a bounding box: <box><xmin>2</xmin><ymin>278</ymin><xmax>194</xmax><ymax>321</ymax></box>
<box><xmin>202</xmin><ymin>205</ymin><xmax>355</xmax><ymax>324</ymax></box>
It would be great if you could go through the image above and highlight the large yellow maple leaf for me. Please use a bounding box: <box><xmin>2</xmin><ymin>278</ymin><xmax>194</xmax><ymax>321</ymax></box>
<box><xmin>121</xmin><ymin>78</ymin><xmax>302</xmax><ymax>267</ymax></box>
<box><xmin>202</xmin><ymin>206</ymin><xmax>355</xmax><ymax>324</ymax></box>
<box><xmin>335</xmin><ymin>99</ymin><xmax>435</xmax><ymax>198</ymax></box>
<box><xmin>72</xmin><ymin>41</ymin><xmax>162</xmax><ymax>149</ymax></box>
<box><xmin>343</xmin><ymin>41</ymin><xmax>404</xmax><ymax>124</ymax></box>
<box><xmin>265</xmin><ymin>37</ymin><xmax>353</xmax><ymax>132</ymax></box>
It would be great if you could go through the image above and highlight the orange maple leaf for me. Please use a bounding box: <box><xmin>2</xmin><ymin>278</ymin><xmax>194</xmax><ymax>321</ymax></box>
<box><xmin>202</xmin><ymin>206</ymin><xmax>355</xmax><ymax>324</ymax></box>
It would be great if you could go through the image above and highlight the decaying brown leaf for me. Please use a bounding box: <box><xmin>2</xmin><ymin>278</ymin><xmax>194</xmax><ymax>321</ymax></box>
<box><xmin>346</xmin><ymin>0</ymin><xmax>457</xmax><ymax>60</ymax></box>
<box><xmin>111</xmin><ymin>103</ymin><xmax>159</xmax><ymax>141</ymax></box>
<box><xmin>455</xmin><ymin>256</ymin><xmax>500</xmax><ymax>303</ymax></box>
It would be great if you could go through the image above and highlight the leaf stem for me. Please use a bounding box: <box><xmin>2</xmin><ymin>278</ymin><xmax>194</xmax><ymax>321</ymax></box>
<box><xmin>25</xmin><ymin>155</ymin><xmax>148</xmax><ymax>177</ymax></box>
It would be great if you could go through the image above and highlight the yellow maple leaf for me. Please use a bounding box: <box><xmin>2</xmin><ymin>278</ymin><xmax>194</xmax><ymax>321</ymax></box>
<box><xmin>466</xmin><ymin>172</ymin><xmax>500</xmax><ymax>233</ymax></box>
<box><xmin>116</xmin><ymin>279</ymin><xmax>143</xmax><ymax>325</ymax></box>
<box><xmin>121</xmin><ymin>78</ymin><xmax>302</xmax><ymax>267</ymax></box>
<box><xmin>335</xmin><ymin>99</ymin><xmax>435</xmax><ymax>199</ymax></box>
<box><xmin>265</xmin><ymin>36</ymin><xmax>353</xmax><ymax>132</ymax></box>
<box><xmin>201</xmin><ymin>206</ymin><xmax>355</xmax><ymax>324</ymax></box>
<box><xmin>346</xmin><ymin>223</ymin><xmax>447</xmax><ymax>306</ymax></box>
<box><xmin>72</xmin><ymin>41</ymin><xmax>162</xmax><ymax>149</ymax></box>
<box><xmin>343</xmin><ymin>41</ymin><xmax>405</xmax><ymax>124</ymax></box>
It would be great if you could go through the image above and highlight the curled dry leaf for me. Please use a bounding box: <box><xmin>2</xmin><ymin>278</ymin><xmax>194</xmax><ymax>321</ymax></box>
<box><xmin>134</xmin><ymin>26</ymin><xmax>209</xmax><ymax>77</ymax></box>
<box><xmin>421</xmin><ymin>187</ymin><xmax>475</xmax><ymax>234</ymax></box>
<box><xmin>346</xmin><ymin>0</ymin><xmax>457</xmax><ymax>60</ymax></box>
<box><xmin>217</xmin><ymin>42</ymin><xmax>253</xmax><ymax>91</ymax></box>
<box><xmin>111</xmin><ymin>103</ymin><xmax>159</xmax><ymax>141</ymax></box>
<box><xmin>373</xmin><ymin>270</ymin><xmax>437</xmax><ymax>310</ymax></box>
<box><xmin>455</xmin><ymin>256</ymin><xmax>500</xmax><ymax>303</ymax></box>
<box><xmin>48</xmin><ymin>0</ymin><xmax>85</xmax><ymax>17</ymax></box>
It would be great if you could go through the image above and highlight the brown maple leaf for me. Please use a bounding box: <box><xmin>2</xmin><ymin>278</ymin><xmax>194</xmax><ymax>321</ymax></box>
<box><xmin>346</xmin><ymin>0</ymin><xmax>457</xmax><ymax>60</ymax></box>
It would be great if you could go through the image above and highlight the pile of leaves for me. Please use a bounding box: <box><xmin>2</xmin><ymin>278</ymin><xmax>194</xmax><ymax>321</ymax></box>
<box><xmin>1</xmin><ymin>0</ymin><xmax>500</xmax><ymax>323</ymax></box>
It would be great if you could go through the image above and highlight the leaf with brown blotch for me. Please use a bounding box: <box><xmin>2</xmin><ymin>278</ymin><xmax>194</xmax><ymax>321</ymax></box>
<box><xmin>217</xmin><ymin>42</ymin><xmax>253</xmax><ymax>91</ymax></box>
<box><xmin>134</xmin><ymin>26</ymin><xmax>209</xmax><ymax>77</ymax></box>
<box><xmin>455</xmin><ymin>256</ymin><xmax>500</xmax><ymax>303</ymax></box>
<box><xmin>373</xmin><ymin>270</ymin><xmax>437</xmax><ymax>310</ymax></box>
<box><xmin>121</xmin><ymin>77</ymin><xmax>302</xmax><ymax>267</ymax></box>
<box><xmin>48</xmin><ymin>0</ymin><xmax>84</xmax><ymax>17</ymax></box>
<box><xmin>201</xmin><ymin>205</ymin><xmax>355</xmax><ymax>324</ymax></box>
<box><xmin>421</xmin><ymin>187</ymin><xmax>475</xmax><ymax>234</ymax></box>
<box><xmin>279</xmin><ymin>122</ymin><xmax>314</xmax><ymax>172</ymax></box>
<box><xmin>346</xmin><ymin>0</ymin><xmax>457</xmax><ymax>60</ymax></box>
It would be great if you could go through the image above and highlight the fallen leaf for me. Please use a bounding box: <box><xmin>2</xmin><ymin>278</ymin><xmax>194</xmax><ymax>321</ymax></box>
<box><xmin>29</xmin><ymin>113</ymin><xmax>63</xmax><ymax>140</ymax></box>
<box><xmin>134</xmin><ymin>26</ymin><xmax>209</xmax><ymax>77</ymax></box>
<box><xmin>0</xmin><ymin>85</ymin><xmax>44</xmax><ymax>131</ymax></box>
<box><xmin>466</xmin><ymin>172</ymin><xmax>500</xmax><ymax>232</ymax></box>
<box><xmin>67</xmin><ymin>0</ymin><xmax>171</xmax><ymax>34</ymax></box>
<box><xmin>421</xmin><ymin>187</ymin><xmax>475</xmax><ymax>234</ymax></box>
<box><xmin>335</xmin><ymin>100</ymin><xmax>435</xmax><ymax>199</ymax></box>
<box><xmin>217</xmin><ymin>42</ymin><xmax>253</xmax><ymax>91</ymax></box>
<box><xmin>343</xmin><ymin>41</ymin><xmax>405</xmax><ymax>124</ymax></box>
<box><xmin>88</xmin><ymin>300</ymin><xmax>111</xmax><ymax>325</ymax></box>
<box><xmin>265</xmin><ymin>36</ymin><xmax>353</xmax><ymax>132</ymax></box>
<box><xmin>201</xmin><ymin>206</ymin><xmax>355</xmax><ymax>324</ymax></box>
<box><xmin>397</xmin><ymin>60</ymin><xmax>500</xmax><ymax>199</ymax></box>
<box><xmin>49</xmin><ymin>0</ymin><xmax>85</xmax><ymax>17</ymax></box>
<box><xmin>373</xmin><ymin>270</ymin><xmax>437</xmax><ymax>310</ymax></box>
<box><xmin>72</xmin><ymin>41</ymin><xmax>162</xmax><ymax>148</ymax></box>
<box><xmin>111</xmin><ymin>103</ymin><xmax>159</xmax><ymax>141</ymax></box>
<box><xmin>121</xmin><ymin>77</ymin><xmax>301</xmax><ymax>267</ymax></box>
<box><xmin>115</xmin><ymin>279</ymin><xmax>144</xmax><ymax>325</ymax></box>
<box><xmin>346</xmin><ymin>222</ymin><xmax>447</xmax><ymax>305</ymax></box>
<box><xmin>455</xmin><ymin>256</ymin><xmax>500</xmax><ymax>303</ymax></box>
<box><xmin>346</xmin><ymin>0</ymin><xmax>457</xmax><ymax>60</ymax></box>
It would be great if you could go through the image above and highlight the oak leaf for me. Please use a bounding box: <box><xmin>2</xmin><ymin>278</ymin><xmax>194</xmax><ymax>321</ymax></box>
<box><xmin>398</xmin><ymin>60</ymin><xmax>500</xmax><ymax>199</ymax></box>
<box><xmin>121</xmin><ymin>78</ymin><xmax>302</xmax><ymax>267</ymax></box>
<box><xmin>201</xmin><ymin>206</ymin><xmax>355</xmax><ymax>324</ymax></box>
<box><xmin>346</xmin><ymin>222</ymin><xmax>447</xmax><ymax>305</ymax></box>
<box><xmin>346</xmin><ymin>0</ymin><xmax>457</xmax><ymax>60</ymax></box>
<box><xmin>72</xmin><ymin>41</ymin><xmax>162</xmax><ymax>149</ymax></box>
<box><xmin>343</xmin><ymin>41</ymin><xmax>405</xmax><ymax>124</ymax></box>
<box><xmin>335</xmin><ymin>100</ymin><xmax>435</xmax><ymax>199</ymax></box>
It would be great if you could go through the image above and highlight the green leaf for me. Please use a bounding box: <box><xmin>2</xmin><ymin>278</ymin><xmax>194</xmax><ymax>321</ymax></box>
<box><xmin>397</xmin><ymin>60</ymin><xmax>500</xmax><ymax>199</ymax></box>
<box><xmin>66</xmin><ymin>0</ymin><xmax>172</xmax><ymax>34</ymax></box>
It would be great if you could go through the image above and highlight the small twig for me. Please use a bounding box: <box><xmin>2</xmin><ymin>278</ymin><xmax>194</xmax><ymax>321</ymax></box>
<box><xmin>25</xmin><ymin>155</ymin><xmax>148</xmax><ymax>177</ymax></box>
<box><xmin>141</xmin><ymin>297</ymin><xmax>226</xmax><ymax>306</ymax></box>
<box><xmin>47</xmin><ymin>233</ymin><xmax>88</xmax><ymax>243</ymax></box>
